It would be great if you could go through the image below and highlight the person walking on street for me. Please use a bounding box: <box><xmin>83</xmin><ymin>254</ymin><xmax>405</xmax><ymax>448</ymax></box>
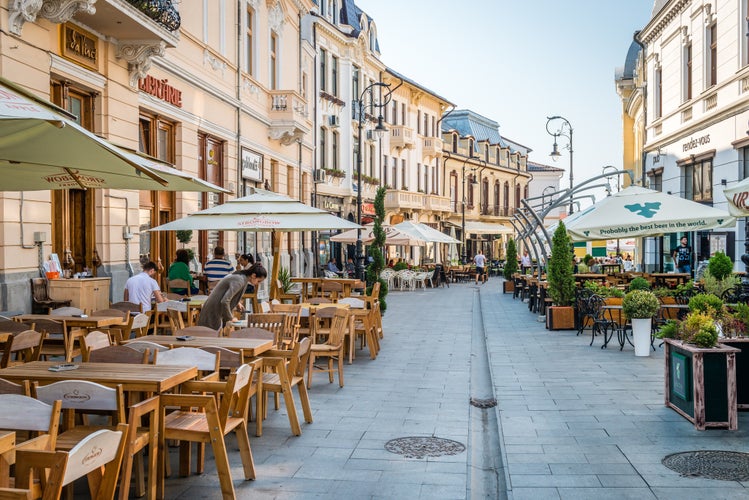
<box><xmin>474</xmin><ymin>250</ymin><xmax>487</xmax><ymax>285</ymax></box>
<box><xmin>672</xmin><ymin>235</ymin><xmax>693</xmax><ymax>275</ymax></box>
<box><xmin>197</xmin><ymin>263</ymin><xmax>267</xmax><ymax>331</ymax></box>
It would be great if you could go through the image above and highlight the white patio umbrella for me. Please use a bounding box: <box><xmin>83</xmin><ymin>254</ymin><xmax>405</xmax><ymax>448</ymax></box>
<box><xmin>392</xmin><ymin>221</ymin><xmax>460</xmax><ymax>244</ymax></box>
<box><xmin>463</xmin><ymin>221</ymin><xmax>514</xmax><ymax>235</ymax></box>
<box><xmin>564</xmin><ymin>186</ymin><xmax>735</xmax><ymax>241</ymax></box>
<box><xmin>447</xmin><ymin>226</ymin><xmax>459</xmax><ymax>265</ymax></box>
<box><xmin>150</xmin><ymin>188</ymin><xmax>361</xmax><ymax>298</ymax></box>
<box><xmin>724</xmin><ymin>177</ymin><xmax>749</xmax><ymax>216</ymax></box>
<box><xmin>0</xmin><ymin>78</ymin><xmax>190</xmax><ymax>191</ymax></box>
<box><xmin>330</xmin><ymin>224</ymin><xmax>415</xmax><ymax>245</ymax></box>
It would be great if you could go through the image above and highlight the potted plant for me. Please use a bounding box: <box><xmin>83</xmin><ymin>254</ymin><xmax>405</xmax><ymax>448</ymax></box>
<box><xmin>546</xmin><ymin>222</ymin><xmax>576</xmax><ymax>330</ymax></box>
<box><xmin>622</xmin><ymin>289</ymin><xmax>660</xmax><ymax>356</ymax></box>
<box><xmin>701</xmin><ymin>252</ymin><xmax>739</xmax><ymax>297</ymax></box>
<box><xmin>503</xmin><ymin>238</ymin><xmax>518</xmax><ymax>293</ymax></box>
<box><xmin>627</xmin><ymin>276</ymin><xmax>651</xmax><ymax>291</ymax></box>
<box><xmin>176</xmin><ymin>230</ymin><xmax>192</xmax><ymax>247</ymax></box>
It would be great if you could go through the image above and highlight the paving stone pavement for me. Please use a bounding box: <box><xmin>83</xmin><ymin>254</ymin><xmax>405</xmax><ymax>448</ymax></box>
<box><xmin>113</xmin><ymin>278</ymin><xmax>749</xmax><ymax>499</ymax></box>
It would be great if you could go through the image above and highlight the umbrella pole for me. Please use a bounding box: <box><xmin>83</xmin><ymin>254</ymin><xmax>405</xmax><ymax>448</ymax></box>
<box><xmin>270</xmin><ymin>230</ymin><xmax>281</xmax><ymax>301</ymax></box>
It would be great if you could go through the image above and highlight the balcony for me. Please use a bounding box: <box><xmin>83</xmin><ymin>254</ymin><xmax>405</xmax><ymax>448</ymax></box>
<box><xmin>424</xmin><ymin>194</ymin><xmax>451</xmax><ymax>212</ymax></box>
<box><xmin>389</xmin><ymin>125</ymin><xmax>415</xmax><ymax>150</ymax></box>
<box><xmin>384</xmin><ymin>190</ymin><xmax>424</xmax><ymax>210</ymax></box>
<box><xmin>422</xmin><ymin>137</ymin><xmax>443</xmax><ymax>158</ymax></box>
<box><xmin>268</xmin><ymin>90</ymin><xmax>311</xmax><ymax>145</ymax></box>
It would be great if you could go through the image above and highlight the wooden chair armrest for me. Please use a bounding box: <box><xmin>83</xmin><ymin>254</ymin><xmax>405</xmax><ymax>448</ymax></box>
<box><xmin>13</xmin><ymin>435</ymin><xmax>51</xmax><ymax>453</ymax></box>
<box><xmin>0</xmin><ymin>487</ymin><xmax>33</xmax><ymax>499</ymax></box>
<box><xmin>128</xmin><ymin>395</ymin><xmax>160</xmax><ymax>420</ymax></box>
<box><xmin>179</xmin><ymin>380</ymin><xmax>226</xmax><ymax>394</ymax></box>
<box><xmin>262</xmin><ymin>349</ymin><xmax>292</xmax><ymax>358</ymax></box>
<box><xmin>160</xmin><ymin>393</ymin><xmax>215</xmax><ymax>409</ymax></box>
<box><xmin>260</xmin><ymin>356</ymin><xmax>288</xmax><ymax>368</ymax></box>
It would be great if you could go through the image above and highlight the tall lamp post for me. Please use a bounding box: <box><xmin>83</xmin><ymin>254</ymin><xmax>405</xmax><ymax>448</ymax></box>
<box><xmin>541</xmin><ymin>185</ymin><xmax>556</xmax><ymax>212</ymax></box>
<box><xmin>461</xmin><ymin>156</ymin><xmax>478</xmax><ymax>263</ymax></box>
<box><xmin>355</xmin><ymin>82</ymin><xmax>390</xmax><ymax>281</ymax></box>
<box><xmin>602</xmin><ymin>165</ymin><xmax>621</xmax><ymax>255</ymax></box>
<box><xmin>546</xmin><ymin>115</ymin><xmax>574</xmax><ymax>214</ymax></box>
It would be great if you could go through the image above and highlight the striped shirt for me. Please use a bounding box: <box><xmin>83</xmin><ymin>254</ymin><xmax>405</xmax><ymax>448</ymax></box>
<box><xmin>204</xmin><ymin>258</ymin><xmax>234</xmax><ymax>282</ymax></box>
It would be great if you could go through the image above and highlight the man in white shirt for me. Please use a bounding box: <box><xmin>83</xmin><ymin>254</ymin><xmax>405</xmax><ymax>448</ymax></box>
<box><xmin>474</xmin><ymin>250</ymin><xmax>487</xmax><ymax>285</ymax></box>
<box><xmin>124</xmin><ymin>261</ymin><xmax>165</xmax><ymax>312</ymax></box>
<box><xmin>520</xmin><ymin>250</ymin><xmax>532</xmax><ymax>273</ymax></box>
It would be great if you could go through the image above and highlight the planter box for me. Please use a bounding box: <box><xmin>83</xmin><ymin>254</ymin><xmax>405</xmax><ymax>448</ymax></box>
<box><xmin>503</xmin><ymin>280</ymin><xmax>514</xmax><ymax>294</ymax></box>
<box><xmin>546</xmin><ymin>306</ymin><xmax>575</xmax><ymax>330</ymax></box>
<box><xmin>664</xmin><ymin>339</ymin><xmax>739</xmax><ymax>430</ymax></box>
<box><xmin>719</xmin><ymin>337</ymin><xmax>749</xmax><ymax>409</ymax></box>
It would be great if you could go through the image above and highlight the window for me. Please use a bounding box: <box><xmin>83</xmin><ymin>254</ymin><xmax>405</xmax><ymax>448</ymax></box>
<box><xmin>503</xmin><ymin>182</ymin><xmax>510</xmax><ymax>212</ymax></box>
<box><xmin>331</xmin><ymin>132</ymin><xmax>338</xmax><ymax>169</ymax></box>
<box><xmin>319</xmin><ymin>49</ymin><xmax>327</xmax><ymax>92</ymax></box>
<box><xmin>423</xmin><ymin>113</ymin><xmax>429</xmax><ymax>137</ymax></box>
<box><xmin>485</xmin><ymin>144</ymin><xmax>489</xmax><ymax>162</ymax></box>
<box><xmin>432</xmin><ymin>165</ymin><xmax>436</xmax><ymax>194</ymax></box>
<box><xmin>383</xmin><ymin>155</ymin><xmax>388</xmax><ymax>185</ymax></box>
<box><xmin>481</xmin><ymin>178</ymin><xmax>489</xmax><ymax>214</ymax></box>
<box><xmin>452</xmin><ymin>134</ymin><xmax>458</xmax><ymax>153</ymax></box>
<box><xmin>654</xmin><ymin>67</ymin><xmax>662</xmax><ymax>119</ymax></box>
<box><xmin>391</xmin><ymin>100</ymin><xmax>397</xmax><ymax>125</ymax></box>
<box><xmin>450</xmin><ymin>172</ymin><xmax>458</xmax><ymax>211</ymax></box>
<box><xmin>369</xmin><ymin>145</ymin><xmax>375</xmax><ymax>177</ymax></box>
<box><xmin>352</xmin><ymin>65</ymin><xmax>360</xmax><ymax>102</ymax></box>
<box><xmin>648</xmin><ymin>168</ymin><xmax>663</xmax><ymax>192</ymax></box>
<box><xmin>683</xmin><ymin>42</ymin><xmax>692</xmax><ymax>101</ymax></box>
<box><xmin>494</xmin><ymin>181</ymin><xmax>500</xmax><ymax>215</ymax></box>
<box><xmin>496</xmin><ymin>148</ymin><xmax>501</xmax><ymax>165</ymax></box>
<box><xmin>467</xmin><ymin>175</ymin><xmax>474</xmax><ymax>207</ymax></box>
<box><xmin>246</xmin><ymin>7</ymin><xmax>254</xmax><ymax>75</ymax></box>
<box><xmin>401</xmin><ymin>159</ymin><xmax>407</xmax><ymax>188</ymax></box>
<box><xmin>743</xmin><ymin>147</ymin><xmax>749</xmax><ymax>180</ymax></box>
<box><xmin>417</xmin><ymin>164</ymin><xmax>421</xmax><ymax>191</ymax></box>
<box><xmin>391</xmin><ymin>159</ymin><xmax>397</xmax><ymax>189</ymax></box>
<box><xmin>469</xmin><ymin>138</ymin><xmax>474</xmax><ymax>156</ymax></box>
<box><xmin>319</xmin><ymin>127</ymin><xmax>327</xmax><ymax>168</ymax></box>
<box><xmin>331</xmin><ymin>55</ymin><xmax>338</xmax><ymax>96</ymax></box>
<box><xmin>401</xmin><ymin>103</ymin><xmax>406</xmax><ymax>126</ymax></box>
<box><xmin>416</xmin><ymin>111</ymin><xmax>421</xmax><ymax>135</ymax></box>
<box><xmin>683</xmin><ymin>159</ymin><xmax>712</xmax><ymax>202</ymax></box>
<box><xmin>270</xmin><ymin>32</ymin><xmax>278</xmax><ymax>90</ymax></box>
<box><xmin>424</xmin><ymin>165</ymin><xmax>428</xmax><ymax>193</ymax></box>
<box><xmin>332</xmin><ymin>0</ymin><xmax>338</xmax><ymax>23</ymax></box>
<box><xmin>515</xmin><ymin>183</ymin><xmax>521</xmax><ymax>208</ymax></box>
<box><xmin>707</xmin><ymin>23</ymin><xmax>717</xmax><ymax>87</ymax></box>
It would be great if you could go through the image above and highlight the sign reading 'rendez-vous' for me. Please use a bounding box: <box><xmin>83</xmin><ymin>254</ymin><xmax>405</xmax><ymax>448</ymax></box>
<box><xmin>241</xmin><ymin>148</ymin><xmax>263</xmax><ymax>182</ymax></box>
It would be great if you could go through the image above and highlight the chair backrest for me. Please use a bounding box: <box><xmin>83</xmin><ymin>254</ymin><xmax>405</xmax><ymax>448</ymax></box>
<box><xmin>338</xmin><ymin>297</ymin><xmax>365</xmax><ymax>309</ymax></box>
<box><xmin>0</xmin><ymin>378</ymin><xmax>30</xmax><ymax>395</ymax></box>
<box><xmin>125</xmin><ymin>340</ymin><xmax>169</xmax><ymax>353</ymax></box>
<box><xmin>218</xmin><ymin>361</ymin><xmax>260</xmax><ymax>426</ymax></box>
<box><xmin>167</xmin><ymin>278</ymin><xmax>191</xmax><ymax>296</ymax></box>
<box><xmin>0</xmin><ymin>394</ymin><xmax>61</xmax><ymax>440</ymax></box>
<box><xmin>246</xmin><ymin>313</ymin><xmax>284</xmax><ymax>334</ymax></box>
<box><xmin>0</xmin><ymin>320</ymin><xmax>35</xmax><ymax>335</ymax></box>
<box><xmin>81</xmin><ymin>330</ymin><xmax>112</xmax><ymax>361</ymax></box>
<box><xmin>228</xmin><ymin>327</ymin><xmax>275</xmax><ymax>341</ymax></box>
<box><xmin>88</xmin><ymin>345</ymin><xmax>149</xmax><ymax>364</ymax></box>
<box><xmin>15</xmin><ymin>424</ymin><xmax>128</xmax><ymax>500</ymax></box>
<box><xmin>200</xmin><ymin>346</ymin><xmax>243</xmax><ymax>370</ymax></box>
<box><xmin>30</xmin><ymin>318</ymin><xmax>65</xmax><ymax>336</ymax></box>
<box><xmin>34</xmin><ymin>381</ymin><xmax>125</xmax><ymax>423</ymax></box>
<box><xmin>1</xmin><ymin>330</ymin><xmax>45</xmax><ymax>368</ymax></box>
<box><xmin>320</xmin><ymin>281</ymin><xmax>343</xmax><ymax>299</ymax></box>
<box><xmin>307</xmin><ymin>297</ymin><xmax>332</xmax><ymax>305</ymax></box>
<box><xmin>327</xmin><ymin>309</ymin><xmax>349</xmax><ymax>347</ymax></box>
<box><xmin>154</xmin><ymin>347</ymin><xmax>220</xmax><ymax>373</ymax></box>
<box><xmin>50</xmin><ymin>306</ymin><xmax>84</xmax><ymax>316</ymax></box>
<box><xmin>174</xmin><ymin>326</ymin><xmax>220</xmax><ymax>338</ymax></box>
<box><xmin>109</xmin><ymin>301</ymin><xmax>142</xmax><ymax>314</ymax></box>
<box><xmin>90</xmin><ymin>308</ymin><xmax>128</xmax><ymax>320</ymax></box>
<box><xmin>587</xmin><ymin>294</ymin><xmax>607</xmax><ymax>321</ymax></box>
<box><xmin>130</xmin><ymin>313</ymin><xmax>150</xmax><ymax>338</ymax></box>
<box><xmin>167</xmin><ymin>308</ymin><xmax>185</xmax><ymax>332</ymax></box>
<box><xmin>31</xmin><ymin>278</ymin><xmax>50</xmax><ymax>302</ymax></box>
<box><xmin>370</xmin><ymin>281</ymin><xmax>381</xmax><ymax>298</ymax></box>
<box><xmin>288</xmin><ymin>337</ymin><xmax>312</xmax><ymax>378</ymax></box>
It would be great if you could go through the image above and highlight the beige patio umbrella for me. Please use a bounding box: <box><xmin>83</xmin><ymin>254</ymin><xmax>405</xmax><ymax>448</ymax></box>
<box><xmin>330</xmin><ymin>224</ymin><xmax>416</xmax><ymax>245</ymax></box>
<box><xmin>150</xmin><ymin>188</ymin><xmax>361</xmax><ymax>298</ymax></box>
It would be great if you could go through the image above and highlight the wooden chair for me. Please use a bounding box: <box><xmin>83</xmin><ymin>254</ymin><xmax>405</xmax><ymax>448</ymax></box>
<box><xmin>166</xmin><ymin>278</ymin><xmax>191</xmax><ymax>297</ymax></box>
<box><xmin>256</xmin><ymin>337</ymin><xmax>313</xmax><ymax>437</ymax></box>
<box><xmin>32</xmin><ymin>319</ymin><xmax>82</xmax><ymax>363</ymax></box>
<box><xmin>245</xmin><ymin>313</ymin><xmax>285</xmax><ymax>346</ymax></box>
<box><xmin>109</xmin><ymin>302</ymin><xmax>142</xmax><ymax>314</ymax></box>
<box><xmin>90</xmin><ymin>309</ymin><xmax>129</xmax><ymax>342</ymax></box>
<box><xmin>199</xmin><ymin>346</ymin><xmax>244</xmax><ymax>372</ymax></box>
<box><xmin>269</xmin><ymin>303</ymin><xmax>302</xmax><ymax>348</ymax></box>
<box><xmin>307</xmin><ymin>297</ymin><xmax>333</xmax><ymax>305</ymax></box>
<box><xmin>159</xmin><ymin>361</ymin><xmax>260</xmax><ymax>499</ymax></box>
<box><xmin>14</xmin><ymin>424</ymin><xmax>128</xmax><ymax>500</ymax></box>
<box><xmin>1</xmin><ymin>331</ymin><xmax>45</xmax><ymax>368</ymax></box>
<box><xmin>49</xmin><ymin>307</ymin><xmax>85</xmax><ymax>317</ymax></box>
<box><xmin>129</xmin><ymin>313</ymin><xmax>151</xmax><ymax>339</ymax></box>
<box><xmin>320</xmin><ymin>281</ymin><xmax>343</xmax><ymax>301</ymax></box>
<box><xmin>87</xmin><ymin>345</ymin><xmax>149</xmax><ymax>365</ymax></box>
<box><xmin>228</xmin><ymin>327</ymin><xmax>275</xmax><ymax>343</ymax></box>
<box><xmin>173</xmin><ymin>326</ymin><xmax>220</xmax><ymax>338</ymax></box>
<box><xmin>166</xmin><ymin>308</ymin><xmax>185</xmax><ymax>334</ymax></box>
<box><xmin>80</xmin><ymin>330</ymin><xmax>113</xmax><ymax>362</ymax></box>
<box><xmin>307</xmin><ymin>309</ymin><xmax>348</xmax><ymax>388</ymax></box>
<box><xmin>30</xmin><ymin>278</ymin><xmax>70</xmax><ymax>314</ymax></box>
<box><xmin>154</xmin><ymin>347</ymin><xmax>220</xmax><ymax>380</ymax></box>
<box><xmin>0</xmin><ymin>378</ymin><xmax>30</xmax><ymax>395</ymax></box>
<box><xmin>275</xmin><ymin>279</ymin><xmax>301</xmax><ymax>304</ymax></box>
<box><xmin>0</xmin><ymin>395</ymin><xmax>62</xmax><ymax>461</ymax></box>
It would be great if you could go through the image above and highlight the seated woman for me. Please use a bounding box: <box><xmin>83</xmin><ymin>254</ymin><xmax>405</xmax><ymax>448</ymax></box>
<box><xmin>168</xmin><ymin>249</ymin><xmax>199</xmax><ymax>295</ymax></box>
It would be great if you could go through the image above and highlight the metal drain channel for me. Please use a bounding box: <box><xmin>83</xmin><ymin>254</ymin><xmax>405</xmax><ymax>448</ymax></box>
<box><xmin>662</xmin><ymin>450</ymin><xmax>749</xmax><ymax>481</ymax></box>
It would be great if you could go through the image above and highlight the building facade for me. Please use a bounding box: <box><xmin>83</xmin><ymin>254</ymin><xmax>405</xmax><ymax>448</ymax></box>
<box><xmin>636</xmin><ymin>0</ymin><xmax>747</xmax><ymax>271</ymax></box>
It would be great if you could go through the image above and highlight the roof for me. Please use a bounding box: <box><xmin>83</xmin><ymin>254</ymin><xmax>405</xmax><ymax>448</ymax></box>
<box><xmin>441</xmin><ymin>109</ymin><xmax>507</xmax><ymax>152</ymax></box>
<box><xmin>652</xmin><ymin>0</ymin><xmax>669</xmax><ymax>17</ymax></box>
<box><xmin>385</xmin><ymin>67</ymin><xmax>454</xmax><ymax>106</ymax></box>
<box><xmin>528</xmin><ymin>161</ymin><xmax>565</xmax><ymax>173</ymax></box>
<box><xmin>615</xmin><ymin>40</ymin><xmax>641</xmax><ymax>81</ymax></box>
<box><xmin>341</xmin><ymin>0</ymin><xmax>380</xmax><ymax>52</ymax></box>
<box><xmin>502</xmin><ymin>137</ymin><xmax>532</xmax><ymax>156</ymax></box>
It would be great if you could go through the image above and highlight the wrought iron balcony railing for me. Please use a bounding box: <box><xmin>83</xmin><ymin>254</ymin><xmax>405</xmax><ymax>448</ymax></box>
<box><xmin>126</xmin><ymin>0</ymin><xmax>181</xmax><ymax>31</ymax></box>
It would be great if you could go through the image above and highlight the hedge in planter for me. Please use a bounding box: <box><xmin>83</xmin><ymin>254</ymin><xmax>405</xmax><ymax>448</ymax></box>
<box><xmin>546</xmin><ymin>222</ymin><xmax>576</xmax><ymax>330</ymax></box>
<box><xmin>503</xmin><ymin>238</ymin><xmax>518</xmax><ymax>293</ymax></box>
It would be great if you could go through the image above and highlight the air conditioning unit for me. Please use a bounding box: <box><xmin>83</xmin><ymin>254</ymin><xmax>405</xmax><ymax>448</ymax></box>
<box><xmin>313</xmin><ymin>169</ymin><xmax>326</xmax><ymax>184</ymax></box>
<box><xmin>328</xmin><ymin>115</ymin><xmax>340</xmax><ymax>128</ymax></box>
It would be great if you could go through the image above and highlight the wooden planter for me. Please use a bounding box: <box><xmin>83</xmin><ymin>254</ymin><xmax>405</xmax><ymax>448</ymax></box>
<box><xmin>546</xmin><ymin>306</ymin><xmax>575</xmax><ymax>330</ymax></box>
<box><xmin>503</xmin><ymin>280</ymin><xmax>514</xmax><ymax>294</ymax></box>
<box><xmin>664</xmin><ymin>339</ymin><xmax>739</xmax><ymax>430</ymax></box>
<box><xmin>719</xmin><ymin>337</ymin><xmax>749</xmax><ymax>410</ymax></box>
<box><xmin>604</xmin><ymin>297</ymin><xmax>623</xmax><ymax>325</ymax></box>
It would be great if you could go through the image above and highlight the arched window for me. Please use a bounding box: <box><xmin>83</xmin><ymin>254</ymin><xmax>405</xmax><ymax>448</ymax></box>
<box><xmin>496</xmin><ymin>147</ymin><xmax>501</xmax><ymax>165</ymax></box>
<box><xmin>469</xmin><ymin>138</ymin><xmax>474</xmax><ymax>156</ymax></box>
<box><xmin>481</xmin><ymin>178</ymin><xmax>489</xmax><ymax>214</ymax></box>
<box><xmin>503</xmin><ymin>182</ymin><xmax>510</xmax><ymax>214</ymax></box>
<box><xmin>467</xmin><ymin>175</ymin><xmax>475</xmax><ymax>207</ymax></box>
<box><xmin>452</xmin><ymin>134</ymin><xmax>458</xmax><ymax>153</ymax></box>
<box><xmin>524</xmin><ymin>184</ymin><xmax>529</xmax><ymax>199</ymax></box>
<box><xmin>515</xmin><ymin>183</ymin><xmax>521</xmax><ymax>209</ymax></box>
<box><xmin>484</xmin><ymin>144</ymin><xmax>489</xmax><ymax>162</ymax></box>
<box><xmin>450</xmin><ymin>171</ymin><xmax>458</xmax><ymax>212</ymax></box>
<box><xmin>493</xmin><ymin>181</ymin><xmax>500</xmax><ymax>216</ymax></box>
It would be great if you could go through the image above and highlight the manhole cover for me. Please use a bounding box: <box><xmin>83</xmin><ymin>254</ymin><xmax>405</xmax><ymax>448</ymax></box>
<box><xmin>470</xmin><ymin>397</ymin><xmax>497</xmax><ymax>408</ymax></box>
<box><xmin>662</xmin><ymin>450</ymin><xmax>749</xmax><ymax>481</ymax></box>
<box><xmin>385</xmin><ymin>437</ymin><xmax>466</xmax><ymax>459</ymax></box>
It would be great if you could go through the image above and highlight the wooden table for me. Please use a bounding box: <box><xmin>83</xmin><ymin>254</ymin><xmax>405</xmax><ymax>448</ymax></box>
<box><xmin>650</xmin><ymin>273</ymin><xmax>691</xmax><ymax>287</ymax></box>
<box><xmin>14</xmin><ymin>314</ymin><xmax>125</xmax><ymax>329</ymax></box>
<box><xmin>574</xmin><ymin>274</ymin><xmax>608</xmax><ymax>285</ymax></box>
<box><xmin>0</xmin><ymin>361</ymin><xmax>197</xmax><ymax>393</ymax></box>
<box><xmin>321</xmin><ymin>278</ymin><xmax>362</xmax><ymax>298</ymax></box>
<box><xmin>290</xmin><ymin>278</ymin><xmax>322</xmax><ymax>301</ymax></box>
<box><xmin>123</xmin><ymin>335</ymin><xmax>273</xmax><ymax>358</ymax></box>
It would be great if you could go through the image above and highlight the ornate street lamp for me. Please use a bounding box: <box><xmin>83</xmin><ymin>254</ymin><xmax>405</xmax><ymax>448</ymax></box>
<box><xmin>355</xmin><ymin>82</ymin><xmax>390</xmax><ymax>281</ymax></box>
<box><xmin>546</xmin><ymin>115</ymin><xmax>574</xmax><ymax>214</ymax></box>
<box><xmin>461</xmin><ymin>157</ymin><xmax>478</xmax><ymax>263</ymax></box>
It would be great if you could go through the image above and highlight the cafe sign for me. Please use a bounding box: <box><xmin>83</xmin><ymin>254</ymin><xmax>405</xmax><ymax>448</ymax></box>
<box><xmin>241</xmin><ymin>148</ymin><xmax>263</xmax><ymax>182</ymax></box>
<box><xmin>138</xmin><ymin>75</ymin><xmax>183</xmax><ymax>108</ymax></box>
<box><xmin>60</xmin><ymin>24</ymin><xmax>98</xmax><ymax>70</ymax></box>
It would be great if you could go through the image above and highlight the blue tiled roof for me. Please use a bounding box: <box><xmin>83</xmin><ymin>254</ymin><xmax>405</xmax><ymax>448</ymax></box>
<box><xmin>615</xmin><ymin>40</ymin><xmax>641</xmax><ymax>81</ymax></box>
<box><xmin>441</xmin><ymin>110</ymin><xmax>507</xmax><ymax>152</ymax></box>
<box><xmin>528</xmin><ymin>161</ymin><xmax>564</xmax><ymax>173</ymax></box>
<box><xmin>338</xmin><ymin>0</ymin><xmax>379</xmax><ymax>52</ymax></box>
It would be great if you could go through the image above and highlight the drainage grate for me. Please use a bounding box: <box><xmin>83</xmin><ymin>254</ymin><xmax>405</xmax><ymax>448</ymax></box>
<box><xmin>662</xmin><ymin>450</ymin><xmax>749</xmax><ymax>481</ymax></box>
<box><xmin>470</xmin><ymin>397</ymin><xmax>497</xmax><ymax>409</ymax></box>
<box><xmin>385</xmin><ymin>437</ymin><xmax>466</xmax><ymax>459</ymax></box>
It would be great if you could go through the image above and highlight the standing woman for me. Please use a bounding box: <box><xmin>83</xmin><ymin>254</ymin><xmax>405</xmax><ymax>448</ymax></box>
<box><xmin>197</xmin><ymin>263</ymin><xmax>267</xmax><ymax>330</ymax></box>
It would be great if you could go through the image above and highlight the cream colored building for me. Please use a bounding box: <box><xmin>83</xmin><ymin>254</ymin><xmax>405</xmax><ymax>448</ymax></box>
<box><xmin>0</xmin><ymin>0</ymin><xmax>315</xmax><ymax>311</ymax></box>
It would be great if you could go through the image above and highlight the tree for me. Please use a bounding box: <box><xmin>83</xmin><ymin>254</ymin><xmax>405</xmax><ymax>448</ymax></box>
<box><xmin>365</xmin><ymin>187</ymin><xmax>388</xmax><ymax>313</ymax></box>
<box><xmin>503</xmin><ymin>238</ymin><xmax>518</xmax><ymax>280</ymax></box>
<box><xmin>547</xmin><ymin>221</ymin><xmax>575</xmax><ymax>306</ymax></box>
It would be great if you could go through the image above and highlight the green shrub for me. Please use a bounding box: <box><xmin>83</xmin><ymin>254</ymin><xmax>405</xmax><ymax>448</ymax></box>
<box><xmin>622</xmin><ymin>290</ymin><xmax>660</xmax><ymax>319</ymax></box>
<box><xmin>701</xmin><ymin>269</ymin><xmax>740</xmax><ymax>298</ymax></box>
<box><xmin>708</xmin><ymin>251</ymin><xmax>734</xmax><ymax>280</ymax></box>
<box><xmin>680</xmin><ymin>312</ymin><xmax>719</xmax><ymax>348</ymax></box>
<box><xmin>503</xmin><ymin>239</ymin><xmax>518</xmax><ymax>280</ymax></box>
<box><xmin>393</xmin><ymin>262</ymin><xmax>408</xmax><ymax>271</ymax></box>
<box><xmin>688</xmin><ymin>293</ymin><xmax>724</xmax><ymax>315</ymax></box>
<box><xmin>628</xmin><ymin>276</ymin><xmax>651</xmax><ymax>291</ymax></box>
<box><xmin>656</xmin><ymin>319</ymin><xmax>679</xmax><ymax>339</ymax></box>
<box><xmin>583</xmin><ymin>280</ymin><xmax>623</xmax><ymax>298</ymax></box>
<box><xmin>653</xmin><ymin>287</ymin><xmax>675</xmax><ymax>298</ymax></box>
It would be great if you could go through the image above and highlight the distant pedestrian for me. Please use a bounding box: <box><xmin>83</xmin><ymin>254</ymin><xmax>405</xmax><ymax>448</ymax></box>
<box><xmin>474</xmin><ymin>250</ymin><xmax>487</xmax><ymax>284</ymax></box>
<box><xmin>520</xmin><ymin>250</ymin><xmax>532</xmax><ymax>274</ymax></box>
<box><xmin>672</xmin><ymin>236</ymin><xmax>692</xmax><ymax>275</ymax></box>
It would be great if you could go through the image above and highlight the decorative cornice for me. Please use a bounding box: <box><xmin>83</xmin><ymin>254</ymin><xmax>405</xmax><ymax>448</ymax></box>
<box><xmin>268</xmin><ymin>127</ymin><xmax>305</xmax><ymax>145</ymax></box>
<box><xmin>9</xmin><ymin>0</ymin><xmax>95</xmax><ymax>36</ymax></box>
<box><xmin>641</xmin><ymin>0</ymin><xmax>691</xmax><ymax>44</ymax></box>
<box><xmin>116</xmin><ymin>41</ymin><xmax>166</xmax><ymax>87</ymax></box>
<box><xmin>203</xmin><ymin>49</ymin><xmax>227</xmax><ymax>76</ymax></box>
<box><xmin>269</xmin><ymin>1</ymin><xmax>285</xmax><ymax>32</ymax></box>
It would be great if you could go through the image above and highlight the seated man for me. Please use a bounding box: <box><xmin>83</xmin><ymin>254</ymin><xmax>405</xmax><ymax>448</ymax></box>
<box><xmin>345</xmin><ymin>257</ymin><xmax>355</xmax><ymax>278</ymax></box>
<box><xmin>124</xmin><ymin>261</ymin><xmax>165</xmax><ymax>312</ymax></box>
<box><xmin>326</xmin><ymin>258</ymin><xmax>343</xmax><ymax>277</ymax></box>
<box><xmin>204</xmin><ymin>246</ymin><xmax>235</xmax><ymax>285</ymax></box>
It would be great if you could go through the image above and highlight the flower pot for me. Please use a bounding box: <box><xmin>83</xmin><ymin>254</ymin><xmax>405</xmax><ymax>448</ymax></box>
<box><xmin>631</xmin><ymin>317</ymin><xmax>652</xmax><ymax>356</ymax></box>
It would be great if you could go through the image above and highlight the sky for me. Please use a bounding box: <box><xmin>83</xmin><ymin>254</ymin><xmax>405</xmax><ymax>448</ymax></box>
<box><xmin>355</xmin><ymin>0</ymin><xmax>655</xmax><ymax>202</ymax></box>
